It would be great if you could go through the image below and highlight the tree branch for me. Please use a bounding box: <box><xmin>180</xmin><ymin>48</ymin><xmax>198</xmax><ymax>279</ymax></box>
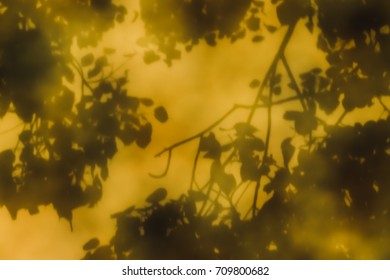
<box><xmin>246</xmin><ymin>23</ymin><xmax>297</xmax><ymax>124</ymax></box>
<box><xmin>281</xmin><ymin>54</ymin><xmax>307</xmax><ymax>111</ymax></box>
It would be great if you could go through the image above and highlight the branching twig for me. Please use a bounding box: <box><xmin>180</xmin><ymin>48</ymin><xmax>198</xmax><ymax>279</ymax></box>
<box><xmin>252</xmin><ymin>67</ymin><xmax>277</xmax><ymax>219</ymax></box>
<box><xmin>281</xmin><ymin>54</ymin><xmax>307</xmax><ymax>111</ymax></box>
<box><xmin>155</xmin><ymin>96</ymin><xmax>304</xmax><ymax>158</ymax></box>
<box><xmin>246</xmin><ymin>23</ymin><xmax>297</xmax><ymax>124</ymax></box>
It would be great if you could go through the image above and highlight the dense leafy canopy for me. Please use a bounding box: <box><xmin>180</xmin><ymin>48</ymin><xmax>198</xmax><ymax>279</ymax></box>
<box><xmin>0</xmin><ymin>0</ymin><xmax>167</xmax><ymax>227</ymax></box>
<box><xmin>1</xmin><ymin>0</ymin><xmax>390</xmax><ymax>259</ymax></box>
<box><xmin>83</xmin><ymin>0</ymin><xmax>390</xmax><ymax>259</ymax></box>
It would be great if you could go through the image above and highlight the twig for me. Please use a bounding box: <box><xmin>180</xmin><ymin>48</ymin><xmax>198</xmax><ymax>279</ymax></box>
<box><xmin>155</xmin><ymin>95</ymin><xmax>304</xmax><ymax>158</ymax></box>
<box><xmin>281</xmin><ymin>54</ymin><xmax>307</xmax><ymax>111</ymax></box>
<box><xmin>377</xmin><ymin>96</ymin><xmax>390</xmax><ymax>113</ymax></box>
<box><xmin>252</xmin><ymin>67</ymin><xmax>276</xmax><ymax>219</ymax></box>
<box><xmin>148</xmin><ymin>149</ymin><xmax>172</xmax><ymax>178</ymax></box>
<box><xmin>247</xmin><ymin>23</ymin><xmax>297</xmax><ymax>124</ymax></box>
<box><xmin>189</xmin><ymin>142</ymin><xmax>201</xmax><ymax>190</ymax></box>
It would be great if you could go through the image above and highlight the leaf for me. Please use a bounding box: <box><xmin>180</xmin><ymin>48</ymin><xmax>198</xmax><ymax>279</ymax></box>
<box><xmin>217</xmin><ymin>173</ymin><xmax>236</xmax><ymax>195</ymax></box>
<box><xmin>143</xmin><ymin>50</ymin><xmax>160</xmax><ymax>64</ymax></box>
<box><xmin>204</xmin><ymin>32</ymin><xmax>217</xmax><ymax>46</ymax></box>
<box><xmin>85</xmin><ymin>177</ymin><xmax>103</xmax><ymax>207</ymax></box>
<box><xmin>83</xmin><ymin>238</ymin><xmax>100</xmax><ymax>251</ymax></box>
<box><xmin>19</xmin><ymin>130</ymin><xmax>32</xmax><ymax>144</ymax></box>
<box><xmin>101</xmin><ymin>165</ymin><xmax>109</xmax><ymax>180</ymax></box>
<box><xmin>283</xmin><ymin>110</ymin><xmax>301</xmax><ymax>121</ymax></box>
<box><xmin>63</xmin><ymin>64</ymin><xmax>74</xmax><ymax>83</ymax></box>
<box><xmin>281</xmin><ymin>137</ymin><xmax>295</xmax><ymax>167</ymax></box>
<box><xmin>199</xmin><ymin>133</ymin><xmax>221</xmax><ymax>160</ymax></box>
<box><xmin>154</xmin><ymin>106</ymin><xmax>168</xmax><ymax>123</ymax></box>
<box><xmin>140</xmin><ymin>98</ymin><xmax>154</xmax><ymax>106</ymax></box>
<box><xmin>118</xmin><ymin>124</ymin><xmax>137</xmax><ymax>145</ymax></box>
<box><xmin>61</xmin><ymin>86</ymin><xmax>75</xmax><ymax>111</ymax></box>
<box><xmin>264</xmin><ymin>24</ymin><xmax>277</xmax><ymax>33</ymax></box>
<box><xmin>273</xmin><ymin>86</ymin><xmax>281</xmax><ymax>95</ymax></box>
<box><xmin>252</xmin><ymin>35</ymin><xmax>264</xmax><ymax>43</ymax></box>
<box><xmin>88</xmin><ymin>65</ymin><xmax>102</xmax><ymax>79</ymax></box>
<box><xmin>146</xmin><ymin>187</ymin><xmax>167</xmax><ymax>204</ymax></box>
<box><xmin>240</xmin><ymin>158</ymin><xmax>260</xmax><ymax>181</ymax></box>
<box><xmin>0</xmin><ymin>149</ymin><xmax>15</xmax><ymax>165</ymax></box>
<box><xmin>234</xmin><ymin>122</ymin><xmax>257</xmax><ymax>137</ymax></box>
<box><xmin>249</xmin><ymin>79</ymin><xmax>261</xmax><ymax>88</ymax></box>
<box><xmin>246</xmin><ymin>15</ymin><xmax>260</xmax><ymax>31</ymax></box>
<box><xmin>294</xmin><ymin>112</ymin><xmax>317</xmax><ymax>135</ymax></box>
<box><xmin>81</xmin><ymin>53</ymin><xmax>94</xmax><ymax>67</ymax></box>
<box><xmin>136</xmin><ymin>123</ymin><xmax>152</xmax><ymax>148</ymax></box>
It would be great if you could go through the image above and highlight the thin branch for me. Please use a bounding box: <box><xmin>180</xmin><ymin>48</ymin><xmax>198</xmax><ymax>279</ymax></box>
<box><xmin>88</xmin><ymin>54</ymin><xmax>135</xmax><ymax>84</ymax></box>
<box><xmin>189</xmin><ymin>142</ymin><xmax>201</xmax><ymax>190</ymax></box>
<box><xmin>281</xmin><ymin>54</ymin><xmax>307</xmax><ymax>111</ymax></box>
<box><xmin>0</xmin><ymin>122</ymin><xmax>24</xmax><ymax>135</ymax></box>
<box><xmin>155</xmin><ymin>105</ymin><xmax>238</xmax><ymax>158</ymax></box>
<box><xmin>148</xmin><ymin>149</ymin><xmax>172</xmax><ymax>178</ymax></box>
<box><xmin>155</xmin><ymin>95</ymin><xmax>304</xmax><ymax>158</ymax></box>
<box><xmin>377</xmin><ymin>96</ymin><xmax>390</xmax><ymax>113</ymax></box>
<box><xmin>233</xmin><ymin>181</ymin><xmax>252</xmax><ymax>207</ymax></box>
<box><xmin>335</xmin><ymin>110</ymin><xmax>348</xmax><ymax>126</ymax></box>
<box><xmin>247</xmin><ymin>23</ymin><xmax>297</xmax><ymax>124</ymax></box>
<box><xmin>252</xmin><ymin>67</ymin><xmax>276</xmax><ymax>219</ymax></box>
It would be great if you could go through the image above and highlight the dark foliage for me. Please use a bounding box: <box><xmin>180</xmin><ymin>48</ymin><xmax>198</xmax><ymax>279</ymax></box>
<box><xmin>83</xmin><ymin>0</ymin><xmax>390</xmax><ymax>259</ymax></box>
<box><xmin>1</xmin><ymin>0</ymin><xmax>390</xmax><ymax>259</ymax></box>
<box><xmin>0</xmin><ymin>0</ymin><xmax>167</xmax><ymax>227</ymax></box>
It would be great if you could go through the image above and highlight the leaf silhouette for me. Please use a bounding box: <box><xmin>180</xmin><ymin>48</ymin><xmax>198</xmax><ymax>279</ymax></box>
<box><xmin>83</xmin><ymin>238</ymin><xmax>100</xmax><ymax>251</ymax></box>
<box><xmin>146</xmin><ymin>187</ymin><xmax>168</xmax><ymax>204</ymax></box>
<box><xmin>281</xmin><ymin>138</ymin><xmax>295</xmax><ymax>167</ymax></box>
<box><xmin>81</xmin><ymin>53</ymin><xmax>94</xmax><ymax>67</ymax></box>
<box><xmin>154</xmin><ymin>106</ymin><xmax>168</xmax><ymax>123</ymax></box>
<box><xmin>136</xmin><ymin>123</ymin><xmax>152</xmax><ymax>148</ymax></box>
